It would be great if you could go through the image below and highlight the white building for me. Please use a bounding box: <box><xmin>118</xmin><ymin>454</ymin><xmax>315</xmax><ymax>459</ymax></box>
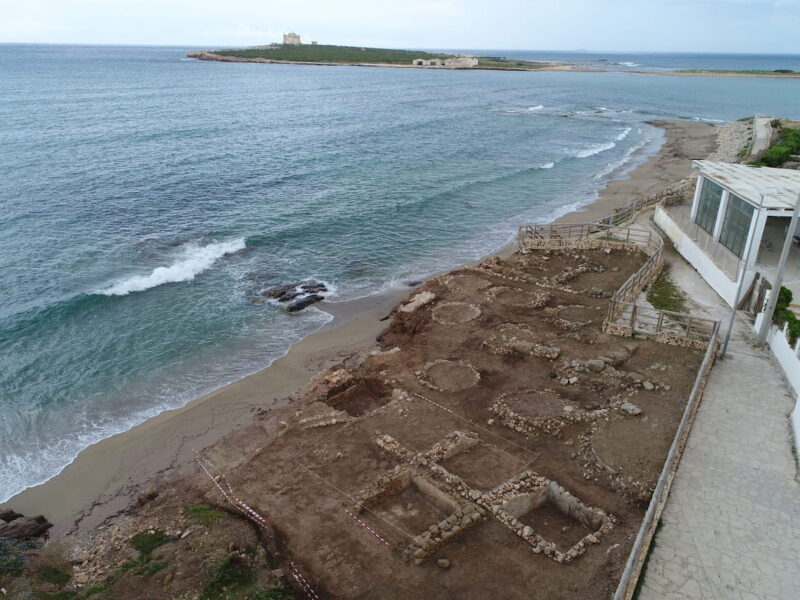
<box><xmin>655</xmin><ymin>161</ymin><xmax>800</xmax><ymax>307</ymax></box>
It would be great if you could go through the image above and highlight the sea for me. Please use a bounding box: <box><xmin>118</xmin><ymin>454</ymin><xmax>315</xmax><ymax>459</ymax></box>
<box><xmin>2</xmin><ymin>45</ymin><xmax>800</xmax><ymax>502</ymax></box>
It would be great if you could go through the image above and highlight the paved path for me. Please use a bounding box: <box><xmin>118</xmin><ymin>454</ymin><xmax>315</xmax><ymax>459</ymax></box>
<box><xmin>638</xmin><ymin>316</ymin><xmax>800</xmax><ymax>599</ymax></box>
<box><xmin>749</xmin><ymin>116</ymin><xmax>774</xmax><ymax>157</ymax></box>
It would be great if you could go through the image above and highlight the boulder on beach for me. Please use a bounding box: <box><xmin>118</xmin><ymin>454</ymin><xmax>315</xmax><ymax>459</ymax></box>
<box><xmin>0</xmin><ymin>512</ymin><xmax>52</xmax><ymax>539</ymax></box>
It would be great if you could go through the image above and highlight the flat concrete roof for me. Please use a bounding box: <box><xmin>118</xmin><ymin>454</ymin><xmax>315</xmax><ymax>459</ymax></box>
<box><xmin>693</xmin><ymin>160</ymin><xmax>800</xmax><ymax>211</ymax></box>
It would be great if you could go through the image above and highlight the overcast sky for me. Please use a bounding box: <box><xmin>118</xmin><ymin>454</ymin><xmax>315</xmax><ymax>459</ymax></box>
<box><xmin>2</xmin><ymin>0</ymin><xmax>800</xmax><ymax>53</ymax></box>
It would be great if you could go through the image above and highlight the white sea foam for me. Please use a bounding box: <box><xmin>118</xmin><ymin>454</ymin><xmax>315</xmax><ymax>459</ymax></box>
<box><xmin>539</xmin><ymin>161</ymin><xmax>555</xmax><ymax>169</ymax></box>
<box><xmin>99</xmin><ymin>238</ymin><xmax>246</xmax><ymax>296</ymax></box>
<box><xmin>615</xmin><ymin>127</ymin><xmax>632</xmax><ymax>141</ymax></box>
<box><xmin>619</xmin><ymin>62</ymin><xmax>640</xmax><ymax>67</ymax></box>
<box><xmin>527</xmin><ymin>105</ymin><xmax>544</xmax><ymax>111</ymax></box>
<box><xmin>573</xmin><ymin>141</ymin><xmax>617</xmax><ymax>159</ymax></box>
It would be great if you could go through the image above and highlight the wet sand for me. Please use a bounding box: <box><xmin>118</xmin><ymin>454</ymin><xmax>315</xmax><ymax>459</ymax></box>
<box><xmin>1</xmin><ymin>119</ymin><xmax>719</xmax><ymax>536</ymax></box>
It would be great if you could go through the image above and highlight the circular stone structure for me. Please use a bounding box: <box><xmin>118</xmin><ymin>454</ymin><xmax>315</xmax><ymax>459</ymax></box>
<box><xmin>483</xmin><ymin>323</ymin><xmax>540</xmax><ymax>354</ymax></box>
<box><xmin>431</xmin><ymin>302</ymin><xmax>482</xmax><ymax>325</ymax></box>
<box><xmin>503</xmin><ymin>389</ymin><xmax>568</xmax><ymax>419</ymax></box>
<box><xmin>487</xmin><ymin>286</ymin><xmax>550</xmax><ymax>309</ymax></box>
<box><xmin>444</xmin><ymin>273</ymin><xmax>492</xmax><ymax>293</ymax></box>
<box><xmin>419</xmin><ymin>359</ymin><xmax>480</xmax><ymax>392</ymax></box>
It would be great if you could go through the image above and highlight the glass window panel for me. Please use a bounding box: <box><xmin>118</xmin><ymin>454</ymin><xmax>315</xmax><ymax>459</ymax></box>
<box><xmin>695</xmin><ymin>179</ymin><xmax>723</xmax><ymax>235</ymax></box>
<box><xmin>719</xmin><ymin>194</ymin><xmax>754</xmax><ymax>258</ymax></box>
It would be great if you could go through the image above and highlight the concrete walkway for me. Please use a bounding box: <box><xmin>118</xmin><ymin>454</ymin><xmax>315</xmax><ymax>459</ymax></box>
<box><xmin>638</xmin><ymin>308</ymin><xmax>800</xmax><ymax>598</ymax></box>
<box><xmin>749</xmin><ymin>115</ymin><xmax>774</xmax><ymax>158</ymax></box>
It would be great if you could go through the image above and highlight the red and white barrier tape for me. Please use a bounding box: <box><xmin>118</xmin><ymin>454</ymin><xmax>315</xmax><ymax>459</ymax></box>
<box><xmin>344</xmin><ymin>508</ymin><xmax>392</xmax><ymax>548</ymax></box>
<box><xmin>413</xmin><ymin>391</ymin><xmax>458</xmax><ymax>417</ymax></box>
<box><xmin>290</xmin><ymin>561</ymin><xmax>321</xmax><ymax>600</ymax></box>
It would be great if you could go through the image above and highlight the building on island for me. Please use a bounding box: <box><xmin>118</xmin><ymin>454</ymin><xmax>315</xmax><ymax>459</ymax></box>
<box><xmin>655</xmin><ymin>160</ymin><xmax>800</xmax><ymax>307</ymax></box>
<box><xmin>283</xmin><ymin>32</ymin><xmax>301</xmax><ymax>45</ymax></box>
<box><xmin>412</xmin><ymin>56</ymin><xmax>478</xmax><ymax>68</ymax></box>
<box><xmin>445</xmin><ymin>56</ymin><xmax>479</xmax><ymax>68</ymax></box>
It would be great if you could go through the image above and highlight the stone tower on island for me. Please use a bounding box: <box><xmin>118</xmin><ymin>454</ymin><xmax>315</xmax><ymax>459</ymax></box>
<box><xmin>283</xmin><ymin>32</ymin><xmax>301</xmax><ymax>45</ymax></box>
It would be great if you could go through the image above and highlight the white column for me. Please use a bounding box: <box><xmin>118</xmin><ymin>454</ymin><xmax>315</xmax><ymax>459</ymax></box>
<box><xmin>713</xmin><ymin>190</ymin><xmax>729</xmax><ymax>240</ymax></box>
<box><xmin>745</xmin><ymin>207</ymin><xmax>767</xmax><ymax>268</ymax></box>
<box><xmin>690</xmin><ymin>176</ymin><xmax>704</xmax><ymax>221</ymax></box>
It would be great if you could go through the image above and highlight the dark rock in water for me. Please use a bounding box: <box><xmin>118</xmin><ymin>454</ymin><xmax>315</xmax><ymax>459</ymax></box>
<box><xmin>0</xmin><ymin>514</ymin><xmax>52</xmax><ymax>539</ymax></box>
<box><xmin>261</xmin><ymin>282</ymin><xmax>303</xmax><ymax>299</ymax></box>
<box><xmin>0</xmin><ymin>509</ymin><xmax>24</xmax><ymax>522</ymax></box>
<box><xmin>261</xmin><ymin>280</ymin><xmax>328</xmax><ymax>305</ymax></box>
<box><xmin>285</xmin><ymin>294</ymin><xmax>324</xmax><ymax>312</ymax></box>
<box><xmin>405</xmin><ymin>280</ymin><xmax>423</xmax><ymax>287</ymax></box>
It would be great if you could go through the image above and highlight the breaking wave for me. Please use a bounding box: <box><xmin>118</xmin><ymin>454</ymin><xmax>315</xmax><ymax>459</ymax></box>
<box><xmin>98</xmin><ymin>238</ymin><xmax>246</xmax><ymax>296</ymax></box>
<box><xmin>573</xmin><ymin>141</ymin><xmax>617</xmax><ymax>158</ymax></box>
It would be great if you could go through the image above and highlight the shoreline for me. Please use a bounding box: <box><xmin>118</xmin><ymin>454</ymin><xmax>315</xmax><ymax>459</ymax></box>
<box><xmin>188</xmin><ymin>52</ymin><xmax>800</xmax><ymax>78</ymax></box>
<box><xmin>1</xmin><ymin>119</ymin><xmax>719</xmax><ymax>535</ymax></box>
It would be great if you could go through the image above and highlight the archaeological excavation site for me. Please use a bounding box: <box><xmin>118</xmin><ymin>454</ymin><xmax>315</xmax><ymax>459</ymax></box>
<box><xmin>47</xmin><ymin>223</ymin><xmax>719</xmax><ymax>600</ymax></box>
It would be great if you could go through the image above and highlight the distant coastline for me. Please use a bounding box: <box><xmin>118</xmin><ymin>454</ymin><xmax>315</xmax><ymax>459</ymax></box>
<box><xmin>187</xmin><ymin>45</ymin><xmax>800</xmax><ymax>77</ymax></box>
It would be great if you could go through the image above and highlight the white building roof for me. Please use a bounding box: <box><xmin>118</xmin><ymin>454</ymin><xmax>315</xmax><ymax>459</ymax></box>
<box><xmin>693</xmin><ymin>160</ymin><xmax>800</xmax><ymax>211</ymax></box>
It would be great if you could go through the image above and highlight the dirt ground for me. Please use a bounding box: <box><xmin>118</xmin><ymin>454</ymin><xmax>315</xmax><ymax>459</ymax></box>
<box><xmin>13</xmin><ymin>246</ymin><xmax>703</xmax><ymax>600</ymax></box>
<box><xmin>191</xmin><ymin>246</ymin><xmax>704</xmax><ymax>599</ymax></box>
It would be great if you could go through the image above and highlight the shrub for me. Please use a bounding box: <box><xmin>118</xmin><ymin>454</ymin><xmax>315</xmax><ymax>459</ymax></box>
<box><xmin>40</xmin><ymin>565</ymin><xmax>71</xmax><ymax>585</ymax></box>
<box><xmin>754</xmin><ymin>145</ymin><xmax>792</xmax><ymax>167</ymax></box>
<box><xmin>778</xmin><ymin>128</ymin><xmax>800</xmax><ymax>154</ymax></box>
<box><xmin>200</xmin><ymin>554</ymin><xmax>256</xmax><ymax>600</ymax></box>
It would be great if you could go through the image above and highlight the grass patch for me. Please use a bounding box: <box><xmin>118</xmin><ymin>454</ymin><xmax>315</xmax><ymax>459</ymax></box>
<box><xmin>0</xmin><ymin>537</ymin><xmax>37</xmax><ymax>577</ymax></box>
<box><xmin>200</xmin><ymin>554</ymin><xmax>256</xmax><ymax>600</ymax></box>
<box><xmin>645</xmin><ymin>270</ymin><xmax>687</xmax><ymax>313</ymax></box>
<box><xmin>40</xmin><ymin>565</ymin><xmax>71</xmax><ymax>585</ymax></box>
<box><xmin>129</xmin><ymin>529</ymin><xmax>170</xmax><ymax>555</ymax></box>
<box><xmin>37</xmin><ymin>592</ymin><xmax>79</xmax><ymax>600</ymax></box>
<box><xmin>139</xmin><ymin>560</ymin><xmax>167</xmax><ymax>579</ymax></box>
<box><xmin>187</xmin><ymin>504</ymin><xmax>225</xmax><ymax>527</ymax></box>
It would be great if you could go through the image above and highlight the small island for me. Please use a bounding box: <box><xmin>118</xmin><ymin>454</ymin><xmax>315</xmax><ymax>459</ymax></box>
<box><xmin>187</xmin><ymin>36</ymin><xmax>800</xmax><ymax>77</ymax></box>
<box><xmin>187</xmin><ymin>36</ymin><xmax>559</xmax><ymax>71</ymax></box>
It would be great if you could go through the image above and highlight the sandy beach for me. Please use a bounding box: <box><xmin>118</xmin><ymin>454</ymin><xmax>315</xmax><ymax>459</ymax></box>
<box><xmin>2</xmin><ymin>118</ymin><xmax>721</xmax><ymax>537</ymax></box>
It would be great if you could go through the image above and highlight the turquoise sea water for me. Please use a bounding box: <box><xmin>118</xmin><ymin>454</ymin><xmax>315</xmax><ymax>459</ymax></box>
<box><xmin>2</xmin><ymin>45</ymin><xmax>800</xmax><ymax>501</ymax></box>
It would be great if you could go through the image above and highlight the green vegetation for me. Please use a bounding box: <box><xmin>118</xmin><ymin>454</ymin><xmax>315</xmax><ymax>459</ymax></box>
<box><xmin>129</xmin><ymin>529</ymin><xmax>170</xmax><ymax>555</ymax></box>
<box><xmin>40</xmin><ymin>565</ymin><xmax>71</xmax><ymax>586</ymax></box>
<box><xmin>645</xmin><ymin>270</ymin><xmax>687</xmax><ymax>313</ymax></box>
<box><xmin>200</xmin><ymin>554</ymin><xmax>256</xmax><ymax>599</ymax></box>
<box><xmin>476</xmin><ymin>56</ymin><xmax>548</xmax><ymax>70</ymax></box>
<box><xmin>37</xmin><ymin>591</ymin><xmax>79</xmax><ymax>600</ymax></box>
<box><xmin>207</xmin><ymin>44</ymin><xmax>548</xmax><ymax>70</ymax></box>
<box><xmin>750</xmin><ymin>125</ymin><xmax>800</xmax><ymax>167</ymax></box>
<box><xmin>773</xmin><ymin>286</ymin><xmax>800</xmax><ymax>345</ymax></box>
<box><xmin>0</xmin><ymin>537</ymin><xmax>37</xmax><ymax>577</ymax></box>
<box><xmin>187</xmin><ymin>504</ymin><xmax>225</xmax><ymax>527</ymax></box>
<box><xmin>214</xmin><ymin>44</ymin><xmax>451</xmax><ymax>64</ymax></box>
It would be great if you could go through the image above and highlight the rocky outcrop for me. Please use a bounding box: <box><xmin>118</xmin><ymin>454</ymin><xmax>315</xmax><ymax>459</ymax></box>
<box><xmin>257</xmin><ymin>280</ymin><xmax>329</xmax><ymax>312</ymax></box>
<box><xmin>0</xmin><ymin>511</ymin><xmax>52</xmax><ymax>539</ymax></box>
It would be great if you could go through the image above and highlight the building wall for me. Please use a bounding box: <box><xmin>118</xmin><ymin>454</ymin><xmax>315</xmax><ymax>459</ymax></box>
<box><xmin>753</xmin><ymin>312</ymin><xmax>800</xmax><ymax>445</ymax></box>
<box><xmin>655</xmin><ymin>206</ymin><xmax>756</xmax><ymax>306</ymax></box>
<box><xmin>283</xmin><ymin>33</ymin><xmax>301</xmax><ymax>45</ymax></box>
